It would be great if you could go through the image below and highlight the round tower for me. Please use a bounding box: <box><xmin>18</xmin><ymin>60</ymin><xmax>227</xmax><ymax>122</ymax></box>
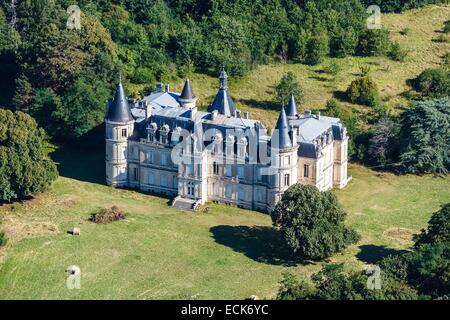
<box><xmin>105</xmin><ymin>81</ymin><xmax>135</xmax><ymax>187</ymax></box>
<box><xmin>268</xmin><ymin>107</ymin><xmax>298</xmax><ymax>211</ymax></box>
<box><xmin>178</xmin><ymin>79</ymin><xmax>198</xmax><ymax>109</ymax></box>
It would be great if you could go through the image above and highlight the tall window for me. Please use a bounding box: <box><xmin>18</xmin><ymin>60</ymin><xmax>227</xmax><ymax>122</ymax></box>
<box><xmin>238</xmin><ymin>166</ymin><xmax>245</xmax><ymax>179</ymax></box>
<box><xmin>161</xmin><ymin>153</ymin><xmax>167</xmax><ymax>166</ymax></box>
<box><xmin>133</xmin><ymin>167</ymin><xmax>139</xmax><ymax>181</ymax></box>
<box><xmin>121</xmin><ymin>128</ymin><xmax>127</xmax><ymax>137</ymax></box>
<box><xmin>161</xmin><ymin>134</ymin><xmax>167</xmax><ymax>145</ymax></box>
<box><xmin>284</xmin><ymin>174</ymin><xmax>290</xmax><ymax>186</ymax></box>
<box><xmin>225</xmin><ymin>165</ymin><xmax>232</xmax><ymax>177</ymax></box>
<box><xmin>213</xmin><ymin>162</ymin><xmax>219</xmax><ymax>175</ymax></box>
<box><xmin>304</xmin><ymin>164</ymin><xmax>309</xmax><ymax>178</ymax></box>
<box><xmin>225</xmin><ymin>185</ymin><xmax>232</xmax><ymax>199</ymax></box>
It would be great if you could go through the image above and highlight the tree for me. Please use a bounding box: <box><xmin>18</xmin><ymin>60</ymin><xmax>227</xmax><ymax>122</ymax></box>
<box><xmin>368</xmin><ymin>117</ymin><xmax>397</xmax><ymax>165</ymax></box>
<box><xmin>397</xmin><ymin>98</ymin><xmax>450</xmax><ymax>174</ymax></box>
<box><xmin>271</xmin><ymin>184</ymin><xmax>360</xmax><ymax>260</ymax></box>
<box><xmin>357</xmin><ymin>29</ymin><xmax>391</xmax><ymax>56</ymax></box>
<box><xmin>274</xmin><ymin>71</ymin><xmax>304</xmax><ymax>106</ymax></box>
<box><xmin>414</xmin><ymin>203</ymin><xmax>450</xmax><ymax>248</ymax></box>
<box><xmin>305</xmin><ymin>30</ymin><xmax>330</xmax><ymax>65</ymax></box>
<box><xmin>347</xmin><ymin>76</ymin><xmax>381</xmax><ymax>107</ymax></box>
<box><xmin>12</xmin><ymin>74</ymin><xmax>34</xmax><ymax>112</ymax></box>
<box><xmin>389</xmin><ymin>41</ymin><xmax>408</xmax><ymax>62</ymax></box>
<box><xmin>412</xmin><ymin>68</ymin><xmax>449</xmax><ymax>97</ymax></box>
<box><xmin>0</xmin><ymin>109</ymin><xmax>58</xmax><ymax>202</ymax></box>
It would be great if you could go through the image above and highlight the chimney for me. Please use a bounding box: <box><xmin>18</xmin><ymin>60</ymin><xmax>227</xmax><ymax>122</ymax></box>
<box><xmin>144</xmin><ymin>100</ymin><xmax>151</xmax><ymax>119</ymax></box>
<box><xmin>211</xmin><ymin>110</ymin><xmax>218</xmax><ymax>120</ymax></box>
<box><xmin>305</xmin><ymin>110</ymin><xmax>311</xmax><ymax>117</ymax></box>
<box><xmin>190</xmin><ymin>107</ymin><xmax>197</xmax><ymax>119</ymax></box>
<box><xmin>165</xmin><ymin>84</ymin><xmax>170</xmax><ymax>92</ymax></box>
<box><xmin>243</xmin><ymin>112</ymin><xmax>249</xmax><ymax>119</ymax></box>
<box><xmin>156</xmin><ymin>82</ymin><xmax>163</xmax><ymax>92</ymax></box>
<box><xmin>316</xmin><ymin>111</ymin><xmax>321</xmax><ymax>120</ymax></box>
<box><xmin>236</xmin><ymin>110</ymin><xmax>241</xmax><ymax>118</ymax></box>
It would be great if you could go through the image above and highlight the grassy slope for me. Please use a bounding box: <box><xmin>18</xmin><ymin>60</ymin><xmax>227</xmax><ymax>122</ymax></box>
<box><xmin>170</xmin><ymin>4</ymin><xmax>450</xmax><ymax>128</ymax></box>
<box><xmin>0</xmin><ymin>5</ymin><xmax>449</xmax><ymax>299</ymax></box>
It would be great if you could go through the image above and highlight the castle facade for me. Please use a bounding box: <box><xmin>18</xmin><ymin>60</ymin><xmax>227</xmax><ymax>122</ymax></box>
<box><xmin>105</xmin><ymin>69</ymin><xmax>350</xmax><ymax>211</ymax></box>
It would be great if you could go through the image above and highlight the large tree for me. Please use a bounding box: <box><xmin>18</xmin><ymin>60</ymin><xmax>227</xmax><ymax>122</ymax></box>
<box><xmin>271</xmin><ymin>184</ymin><xmax>360</xmax><ymax>260</ymax></box>
<box><xmin>397</xmin><ymin>98</ymin><xmax>450</xmax><ymax>174</ymax></box>
<box><xmin>0</xmin><ymin>109</ymin><xmax>58</xmax><ymax>202</ymax></box>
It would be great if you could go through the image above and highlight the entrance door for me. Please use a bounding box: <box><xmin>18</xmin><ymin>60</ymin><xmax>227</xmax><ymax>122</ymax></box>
<box><xmin>187</xmin><ymin>182</ymin><xmax>195</xmax><ymax>198</ymax></box>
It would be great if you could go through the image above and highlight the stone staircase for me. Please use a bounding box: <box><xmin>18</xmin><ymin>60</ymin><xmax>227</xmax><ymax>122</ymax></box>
<box><xmin>172</xmin><ymin>196</ymin><xmax>197</xmax><ymax>211</ymax></box>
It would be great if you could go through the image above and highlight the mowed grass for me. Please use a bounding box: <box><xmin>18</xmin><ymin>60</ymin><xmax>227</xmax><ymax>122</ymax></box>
<box><xmin>0</xmin><ymin>5</ymin><xmax>449</xmax><ymax>300</ymax></box>
<box><xmin>0</xmin><ymin>145</ymin><xmax>448</xmax><ymax>299</ymax></box>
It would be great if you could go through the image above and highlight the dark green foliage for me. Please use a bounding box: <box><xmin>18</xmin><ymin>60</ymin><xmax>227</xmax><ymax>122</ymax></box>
<box><xmin>278</xmin><ymin>263</ymin><xmax>418</xmax><ymax>300</ymax></box>
<box><xmin>414</xmin><ymin>203</ymin><xmax>450</xmax><ymax>247</ymax></box>
<box><xmin>305</xmin><ymin>31</ymin><xmax>329</xmax><ymax>65</ymax></box>
<box><xmin>274</xmin><ymin>72</ymin><xmax>304</xmax><ymax>106</ymax></box>
<box><xmin>389</xmin><ymin>42</ymin><xmax>408</xmax><ymax>61</ymax></box>
<box><xmin>357</xmin><ymin>29</ymin><xmax>391</xmax><ymax>56</ymax></box>
<box><xmin>361</xmin><ymin>0</ymin><xmax>447</xmax><ymax>13</ymax></box>
<box><xmin>271</xmin><ymin>184</ymin><xmax>360</xmax><ymax>260</ymax></box>
<box><xmin>347</xmin><ymin>76</ymin><xmax>381</xmax><ymax>107</ymax></box>
<box><xmin>0</xmin><ymin>231</ymin><xmax>6</xmax><ymax>247</ymax></box>
<box><xmin>397</xmin><ymin>98</ymin><xmax>450</xmax><ymax>174</ymax></box>
<box><xmin>412</xmin><ymin>68</ymin><xmax>450</xmax><ymax>97</ymax></box>
<box><xmin>0</xmin><ymin>109</ymin><xmax>58</xmax><ymax>202</ymax></box>
<box><xmin>444</xmin><ymin>20</ymin><xmax>450</xmax><ymax>33</ymax></box>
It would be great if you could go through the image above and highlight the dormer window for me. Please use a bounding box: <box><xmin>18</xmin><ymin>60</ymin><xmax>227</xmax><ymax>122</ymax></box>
<box><xmin>121</xmin><ymin>128</ymin><xmax>127</xmax><ymax>137</ymax></box>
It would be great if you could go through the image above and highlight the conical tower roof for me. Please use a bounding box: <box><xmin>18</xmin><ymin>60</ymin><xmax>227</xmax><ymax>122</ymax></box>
<box><xmin>272</xmin><ymin>107</ymin><xmax>292</xmax><ymax>149</ymax></box>
<box><xmin>286</xmin><ymin>94</ymin><xmax>298</xmax><ymax>118</ymax></box>
<box><xmin>208</xmin><ymin>67</ymin><xmax>236</xmax><ymax>117</ymax></box>
<box><xmin>106</xmin><ymin>82</ymin><xmax>133</xmax><ymax>123</ymax></box>
<box><xmin>180</xmin><ymin>79</ymin><xmax>196</xmax><ymax>100</ymax></box>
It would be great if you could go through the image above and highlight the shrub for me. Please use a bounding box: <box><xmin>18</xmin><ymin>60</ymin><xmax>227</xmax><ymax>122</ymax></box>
<box><xmin>90</xmin><ymin>206</ymin><xmax>126</xmax><ymax>224</ymax></box>
<box><xmin>0</xmin><ymin>231</ymin><xmax>7</xmax><ymax>247</ymax></box>
<box><xmin>389</xmin><ymin>42</ymin><xmax>408</xmax><ymax>61</ymax></box>
<box><xmin>444</xmin><ymin>20</ymin><xmax>450</xmax><ymax>33</ymax></box>
<box><xmin>323</xmin><ymin>61</ymin><xmax>342</xmax><ymax>77</ymax></box>
<box><xmin>274</xmin><ymin>71</ymin><xmax>304</xmax><ymax>106</ymax></box>
<box><xmin>413</xmin><ymin>68</ymin><xmax>450</xmax><ymax>97</ymax></box>
<box><xmin>347</xmin><ymin>76</ymin><xmax>381</xmax><ymax>107</ymax></box>
<box><xmin>271</xmin><ymin>184</ymin><xmax>360</xmax><ymax>261</ymax></box>
<box><xmin>357</xmin><ymin>29</ymin><xmax>391</xmax><ymax>56</ymax></box>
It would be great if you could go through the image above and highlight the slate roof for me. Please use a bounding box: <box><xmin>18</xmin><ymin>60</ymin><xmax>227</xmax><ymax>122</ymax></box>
<box><xmin>180</xmin><ymin>79</ymin><xmax>196</xmax><ymax>100</ymax></box>
<box><xmin>106</xmin><ymin>82</ymin><xmax>134</xmax><ymax>123</ymax></box>
<box><xmin>272</xmin><ymin>107</ymin><xmax>292</xmax><ymax>149</ymax></box>
<box><xmin>286</xmin><ymin>95</ymin><xmax>298</xmax><ymax>118</ymax></box>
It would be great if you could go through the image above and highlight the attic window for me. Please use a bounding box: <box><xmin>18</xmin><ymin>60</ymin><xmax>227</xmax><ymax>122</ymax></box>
<box><xmin>122</xmin><ymin>128</ymin><xmax>127</xmax><ymax>137</ymax></box>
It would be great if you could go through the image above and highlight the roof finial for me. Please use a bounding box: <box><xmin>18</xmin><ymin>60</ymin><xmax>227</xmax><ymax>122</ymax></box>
<box><xmin>119</xmin><ymin>70</ymin><xmax>122</xmax><ymax>84</ymax></box>
<box><xmin>219</xmin><ymin>65</ymin><xmax>228</xmax><ymax>89</ymax></box>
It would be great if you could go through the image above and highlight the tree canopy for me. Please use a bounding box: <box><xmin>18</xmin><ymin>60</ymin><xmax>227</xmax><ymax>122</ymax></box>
<box><xmin>0</xmin><ymin>109</ymin><xmax>58</xmax><ymax>202</ymax></box>
<box><xmin>271</xmin><ymin>184</ymin><xmax>360</xmax><ymax>260</ymax></box>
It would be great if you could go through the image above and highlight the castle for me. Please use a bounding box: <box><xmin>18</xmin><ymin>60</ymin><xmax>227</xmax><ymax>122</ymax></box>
<box><xmin>105</xmin><ymin>69</ymin><xmax>350</xmax><ymax>212</ymax></box>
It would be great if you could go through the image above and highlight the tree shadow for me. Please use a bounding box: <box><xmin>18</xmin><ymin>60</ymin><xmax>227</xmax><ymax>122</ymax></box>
<box><xmin>210</xmin><ymin>225</ymin><xmax>309</xmax><ymax>266</ymax></box>
<box><xmin>239</xmin><ymin>99</ymin><xmax>280</xmax><ymax>112</ymax></box>
<box><xmin>332</xmin><ymin>90</ymin><xmax>348</xmax><ymax>102</ymax></box>
<box><xmin>51</xmin><ymin>124</ymin><xmax>105</xmax><ymax>185</ymax></box>
<box><xmin>356</xmin><ymin>245</ymin><xmax>408</xmax><ymax>264</ymax></box>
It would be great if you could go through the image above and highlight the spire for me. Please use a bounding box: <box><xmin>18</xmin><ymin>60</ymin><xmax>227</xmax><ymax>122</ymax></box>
<box><xmin>105</xmin><ymin>81</ymin><xmax>134</xmax><ymax>123</ymax></box>
<box><xmin>180</xmin><ymin>79</ymin><xmax>195</xmax><ymax>100</ymax></box>
<box><xmin>286</xmin><ymin>94</ymin><xmax>298</xmax><ymax>118</ymax></box>
<box><xmin>219</xmin><ymin>65</ymin><xmax>228</xmax><ymax>89</ymax></box>
<box><xmin>208</xmin><ymin>67</ymin><xmax>236</xmax><ymax>117</ymax></box>
<box><xmin>272</xmin><ymin>107</ymin><xmax>292</xmax><ymax>149</ymax></box>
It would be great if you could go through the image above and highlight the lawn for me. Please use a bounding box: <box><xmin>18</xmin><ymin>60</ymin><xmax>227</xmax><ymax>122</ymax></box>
<box><xmin>0</xmin><ymin>4</ymin><xmax>449</xmax><ymax>300</ymax></box>
<box><xmin>0</xmin><ymin>146</ymin><xmax>448</xmax><ymax>299</ymax></box>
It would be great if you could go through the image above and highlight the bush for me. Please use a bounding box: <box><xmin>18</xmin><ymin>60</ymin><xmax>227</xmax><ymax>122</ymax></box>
<box><xmin>389</xmin><ymin>42</ymin><xmax>408</xmax><ymax>61</ymax></box>
<box><xmin>413</xmin><ymin>68</ymin><xmax>450</xmax><ymax>97</ymax></box>
<box><xmin>274</xmin><ymin>71</ymin><xmax>304</xmax><ymax>106</ymax></box>
<box><xmin>271</xmin><ymin>184</ymin><xmax>360</xmax><ymax>261</ymax></box>
<box><xmin>347</xmin><ymin>76</ymin><xmax>381</xmax><ymax>107</ymax></box>
<box><xmin>0</xmin><ymin>231</ymin><xmax>7</xmax><ymax>247</ymax></box>
<box><xmin>357</xmin><ymin>29</ymin><xmax>391</xmax><ymax>56</ymax></box>
<box><xmin>90</xmin><ymin>206</ymin><xmax>126</xmax><ymax>224</ymax></box>
<box><xmin>444</xmin><ymin>20</ymin><xmax>450</xmax><ymax>33</ymax></box>
<box><xmin>414</xmin><ymin>203</ymin><xmax>450</xmax><ymax>248</ymax></box>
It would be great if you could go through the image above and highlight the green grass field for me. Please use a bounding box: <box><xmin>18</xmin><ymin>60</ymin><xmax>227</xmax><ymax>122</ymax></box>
<box><xmin>0</xmin><ymin>5</ymin><xmax>449</xmax><ymax>300</ymax></box>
